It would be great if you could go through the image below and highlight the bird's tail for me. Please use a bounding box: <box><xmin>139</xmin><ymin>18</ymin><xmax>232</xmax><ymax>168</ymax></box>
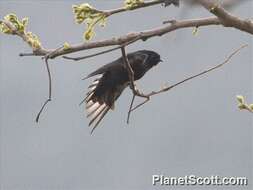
<box><xmin>82</xmin><ymin>76</ymin><xmax>127</xmax><ymax>134</ymax></box>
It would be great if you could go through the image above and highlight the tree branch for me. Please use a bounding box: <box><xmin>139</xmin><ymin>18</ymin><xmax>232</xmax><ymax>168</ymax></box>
<box><xmin>1</xmin><ymin>20</ymin><xmax>50</xmax><ymax>55</ymax></box>
<box><xmin>197</xmin><ymin>0</ymin><xmax>253</xmax><ymax>34</ymax></box>
<box><xmin>46</xmin><ymin>17</ymin><xmax>220</xmax><ymax>59</ymax></box>
<box><xmin>2</xmin><ymin>1</ymin><xmax>252</xmax><ymax>59</ymax></box>
<box><xmin>6</xmin><ymin>13</ymin><xmax>250</xmax><ymax>60</ymax></box>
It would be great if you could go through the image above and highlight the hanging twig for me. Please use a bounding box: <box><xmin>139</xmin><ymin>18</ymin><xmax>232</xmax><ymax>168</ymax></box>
<box><xmin>35</xmin><ymin>57</ymin><xmax>52</xmax><ymax>122</ymax></box>
<box><xmin>35</xmin><ymin>46</ymin><xmax>65</xmax><ymax>122</ymax></box>
<box><xmin>120</xmin><ymin>46</ymin><xmax>148</xmax><ymax>98</ymax></box>
<box><xmin>127</xmin><ymin>94</ymin><xmax>136</xmax><ymax>124</ymax></box>
<box><xmin>120</xmin><ymin>46</ymin><xmax>150</xmax><ymax>123</ymax></box>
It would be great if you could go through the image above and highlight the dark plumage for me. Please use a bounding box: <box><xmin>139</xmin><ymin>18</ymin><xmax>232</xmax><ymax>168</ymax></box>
<box><xmin>83</xmin><ymin>50</ymin><xmax>162</xmax><ymax>133</ymax></box>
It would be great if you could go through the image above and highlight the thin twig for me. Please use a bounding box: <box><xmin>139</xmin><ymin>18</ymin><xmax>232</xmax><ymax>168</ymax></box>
<box><xmin>121</xmin><ymin>46</ymin><xmax>148</xmax><ymax>98</ymax></box>
<box><xmin>121</xmin><ymin>46</ymin><xmax>138</xmax><ymax>123</ymax></box>
<box><xmin>19</xmin><ymin>52</ymin><xmax>37</xmax><ymax>57</ymax></box>
<box><xmin>62</xmin><ymin>37</ymin><xmax>139</xmax><ymax>61</ymax></box>
<box><xmin>35</xmin><ymin>99</ymin><xmax>51</xmax><ymax>122</ymax></box>
<box><xmin>127</xmin><ymin>94</ymin><xmax>136</xmax><ymax>124</ymax></box>
<box><xmin>35</xmin><ymin>47</ymin><xmax>63</xmax><ymax>122</ymax></box>
<box><xmin>120</xmin><ymin>46</ymin><xmax>149</xmax><ymax>123</ymax></box>
<box><xmin>35</xmin><ymin>57</ymin><xmax>52</xmax><ymax>122</ymax></box>
<box><xmin>121</xmin><ymin>47</ymin><xmax>135</xmax><ymax>92</ymax></box>
<box><xmin>104</xmin><ymin>0</ymin><xmax>173</xmax><ymax>16</ymax></box>
<box><xmin>128</xmin><ymin>44</ymin><xmax>248</xmax><ymax>119</ymax></box>
<box><xmin>148</xmin><ymin>44</ymin><xmax>248</xmax><ymax>97</ymax></box>
<box><xmin>131</xmin><ymin>97</ymin><xmax>150</xmax><ymax>112</ymax></box>
<box><xmin>62</xmin><ymin>47</ymin><xmax>119</xmax><ymax>61</ymax></box>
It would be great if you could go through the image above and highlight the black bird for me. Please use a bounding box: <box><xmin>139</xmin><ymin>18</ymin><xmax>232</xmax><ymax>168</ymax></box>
<box><xmin>83</xmin><ymin>50</ymin><xmax>162</xmax><ymax>133</ymax></box>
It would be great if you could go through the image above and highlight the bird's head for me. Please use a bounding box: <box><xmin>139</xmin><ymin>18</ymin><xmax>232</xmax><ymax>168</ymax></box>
<box><xmin>138</xmin><ymin>50</ymin><xmax>162</xmax><ymax>69</ymax></box>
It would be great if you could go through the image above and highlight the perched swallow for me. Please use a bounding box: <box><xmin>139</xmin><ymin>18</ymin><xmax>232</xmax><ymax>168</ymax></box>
<box><xmin>82</xmin><ymin>50</ymin><xmax>162</xmax><ymax>134</ymax></box>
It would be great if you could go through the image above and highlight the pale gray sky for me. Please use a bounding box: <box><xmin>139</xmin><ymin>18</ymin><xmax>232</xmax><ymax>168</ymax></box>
<box><xmin>0</xmin><ymin>1</ymin><xmax>252</xmax><ymax>190</ymax></box>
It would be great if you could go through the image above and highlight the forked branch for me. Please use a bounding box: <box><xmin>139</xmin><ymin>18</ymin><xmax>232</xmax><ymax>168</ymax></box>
<box><xmin>126</xmin><ymin>44</ymin><xmax>248</xmax><ymax>122</ymax></box>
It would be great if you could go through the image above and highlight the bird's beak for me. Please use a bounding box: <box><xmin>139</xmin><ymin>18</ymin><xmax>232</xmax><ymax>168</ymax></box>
<box><xmin>159</xmin><ymin>59</ymin><xmax>163</xmax><ymax>62</ymax></box>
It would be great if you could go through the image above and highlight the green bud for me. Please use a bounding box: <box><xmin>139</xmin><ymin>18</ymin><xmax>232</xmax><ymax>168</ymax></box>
<box><xmin>192</xmin><ymin>27</ymin><xmax>199</xmax><ymax>36</ymax></box>
<box><xmin>1</xmin><ymin>14</ymin><xmax>29</xmax><ymax>34</ymax></box>
<box><xmin>249</xmin><ymin>104</ymin><xmax>253</xmax><ymax>111</ymax></box>
<box><xmin>22</xmin><ymin>17</ymin><xmax>28</xmax><ymax>27</ymax></box>
<box><xmin>63</xmin><ymin>42</ymin><xmax>71</xmax><ymax>50</ymax></box>
<box><xmin>99</xmin><ymin>15</ymin><xmax>107</xmax><ymax>27</ymax></box>
<box><xmin>236</xmin><ymin>95</ymin><xmax>245</xmax><ymax>104</ymax></box>
<box><xmin>0</xmin><ymin>21</ymin><xmax>13</xmax><ymax>34</ymax></box>
<box><xmin>238</xmin><ymin>103</ymin><xmax>247</xmax><ymax>110</ymax></box>
<box><xmin>84</xmin><ymin>28</ymin><xmax>94</xmax><ymax>40</ymax></box>
<box><xmin>72</xmin><ymin>3</ymin><xmax>107</xmax><ymax>41</ymax></box>
<box><xmin>26</xmin><ymin>31</ymin><xmax>41</xmax><ymax>49</ymax></box>
<box><xmin>124</xmin><ymin>0</ymin><xmax>144</xmax><ymax>9</ymax></box>
<box><xmin>210</xmin><ymin>6</ymin><xmax>218</xmax><ymax>13</ymax></box>
<box><xmin>72</xmin><ymin>3</ymin><xmax>96</xmax><ymax>24</ymax></box>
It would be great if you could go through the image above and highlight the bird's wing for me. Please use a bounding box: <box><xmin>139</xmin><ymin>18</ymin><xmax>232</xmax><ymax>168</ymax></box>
<box><xmin>82</xmin><ymin>75</ymin><xmax>111</xmax><ymax>134</ymax></box>
<box><xmin>83</xmin><ymin>72</ymin><xmax>127</xmax><ymax>134</ymax></box>
<box><xmin>82</xmin><ymin>59</ymin><xmax>120</xmax><ymax>80</ymax></box>
<box><xmin>82</xmin><ymin>52</ymin><xmax>148</xmax><ymax>80</ymax></box>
